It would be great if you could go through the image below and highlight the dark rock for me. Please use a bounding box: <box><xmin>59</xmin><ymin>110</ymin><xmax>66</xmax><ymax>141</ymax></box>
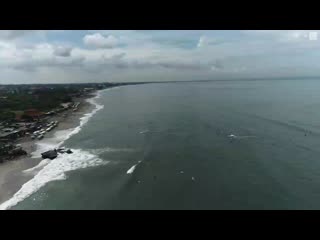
<box><xmin>66</xmin><ymin>149</ymin><xmax>73</xmax><ymax>154</ymax></box>
<box><xmin>41</xmin><ymin>150</ymin><xmax>58</xmax><ymax>160</ymax></box>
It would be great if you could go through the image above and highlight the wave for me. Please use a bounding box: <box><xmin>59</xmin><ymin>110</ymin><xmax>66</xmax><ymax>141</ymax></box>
<box><xmin>126</xmin><ymin>161</ymin><xmax>142</xmax><ymax>174</ymax></box>
<box><xmin>0</xmin><ymin>90</ymin><xmax>108</xmax><ymax>210</ymax></box>
<box><xmin>228</xmin><ymin>134</ymin><xmax>256</xmax><ymax>139</ymax></box>
<box><xmin>0</xmin><ymin>149</ymin><xmax>108</xmax><ymax>210</ymax></box>
<box><xmin>139</xmin><ymin>130</ymin><xmax>149</xmax><ymax>134</ymax></box>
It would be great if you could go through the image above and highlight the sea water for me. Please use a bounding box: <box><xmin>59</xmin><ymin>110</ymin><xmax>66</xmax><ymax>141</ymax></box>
<box><xmin>4</xmin><ymin>79</ymin><xmax>320</xmax><ymax>210</ymax></box>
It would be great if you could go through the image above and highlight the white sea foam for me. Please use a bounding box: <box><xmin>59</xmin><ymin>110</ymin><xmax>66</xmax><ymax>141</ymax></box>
<box><xmin>139</xmin><ymin>130</ymin><xmax>149</xmax><ymax>134</ymax></box>
<box><xmin>0</xmin><ymin>149</ymin><xmax>108</xmax><ymax>210</ymax></box>
<box><xmin>0</xmin><ymin>90</ymin><xmax>108</xmax><ymax>210</ymax></box>
<box><xmin>126</xmin><ymin>161</ymin><xmax>142</xmax><ymax>174</ymax></box>
<box><xmin>228</xmin><ymin>134</ymin><xmax>256</xmax><ymax>139</ymax></box>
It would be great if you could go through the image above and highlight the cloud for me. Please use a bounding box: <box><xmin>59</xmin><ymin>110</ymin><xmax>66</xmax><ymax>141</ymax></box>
<box><xmin>0</xmin><ymin>42</ymin><xmax>84</xmax><ymax>72</ymax></box>
<box><xmin>197</xmin><ymin>36</ymin><xmax>223</xmax><ymax>48</ymax></box>
<box><xmin>197</xmin><ymin>36</ymin><xmax>208</xmax><ymax>48</ymax></box>
<box><xmin>99</xmin><ymin>53</ymin><xmax>128</xmax><ymax>69</ymax></box>
<box><xmin>83</xmin><ymin>33</ymin><xmax>119</xmax><ymax>49</ymax></box>
<box><xmin>80</xmin><ymin>50</ymin><xmax>212</xmax><ymax>73</ymax></box>
<box><xmin>53</xmin><ymin>46</ymin><xmax>73</xmax><ymax>57</ymax></box>
<box><xmin>107</xmin><ymin>52</ymin><xmax>126</xmax><ymax>60</ymax></box>
<box><xmin>0</xmin><ymin>30</ymin><xmax>35</xmax><ymax>39</ymax></box>
<box><xmin>157</xmin><ymin>61</ymin><xmax>206</xmax><ymax>70</ymax></box>
<box><xmin>11</xmin><ymin>55</ymin><xmax>85</xmax><ymax>72</ymax></box>
<box><xmin>243</xmin><ymin>30</ymin><xmax>320</xmax><ymax>43</ymax></box>
<box><xmin>2</xmin><ymin>30</ymin><xmax>320</xmax><ymax>84</ymax></box>
<box><xmin>210</xmin><ymin>60</ymin><xmax>224</xmax><ymax>71</ymax></box>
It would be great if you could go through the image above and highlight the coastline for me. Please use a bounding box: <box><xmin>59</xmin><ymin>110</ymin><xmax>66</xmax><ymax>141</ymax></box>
<box><xmin>0</xmin><ymin>91</ymin><xmax>98</xmax><ymax>206</ymax></box>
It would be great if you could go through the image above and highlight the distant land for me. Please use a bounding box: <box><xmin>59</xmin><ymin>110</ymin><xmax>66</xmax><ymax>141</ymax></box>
<box><xmin>2</xmin><ymin>76</ymin><xmax>320</xmax><ymax>87</ymax></box>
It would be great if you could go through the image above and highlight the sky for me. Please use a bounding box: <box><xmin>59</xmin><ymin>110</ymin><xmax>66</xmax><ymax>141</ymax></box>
<box><xmin>0</xmin><ymin>30</ymin><xmax>320</xmax><ymax>84</ymax></box>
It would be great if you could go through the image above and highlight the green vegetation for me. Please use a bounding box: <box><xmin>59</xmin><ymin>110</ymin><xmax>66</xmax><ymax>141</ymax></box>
<box><xmin>0</xmin><ymin>111</ymin><xmax>15</xmax><ymax>121</ymax></box>
<box><xmin>0</xmin><ymin>87</ymin><xmax>78</xmax><ymax>121</ymax></box>
<box><xmin>0</xmin><ymin>82</ymin><xmax>136</xmax><ymax>122</ymax></box>
<box><xmin>1</xmin><ymin>90</ymin><xmax>73</xmax><ymax>111</ymax></box>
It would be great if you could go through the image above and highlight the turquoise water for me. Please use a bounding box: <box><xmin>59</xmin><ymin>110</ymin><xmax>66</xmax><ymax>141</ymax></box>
<box><xmin>11</xmin><ymin>79</ymin><xmax>320</xmax><ymax>209</ymax></box>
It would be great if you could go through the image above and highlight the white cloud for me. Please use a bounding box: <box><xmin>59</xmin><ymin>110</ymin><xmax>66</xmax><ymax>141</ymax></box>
<box><xmin>1</xmin><ymin>30</ymin><xmax>320</xmax><ymax>84</ymax></box>
<box><xmin>83</xmin><ymin>33</ymin><xmax>119</xmax><ymax>49</ymax></box>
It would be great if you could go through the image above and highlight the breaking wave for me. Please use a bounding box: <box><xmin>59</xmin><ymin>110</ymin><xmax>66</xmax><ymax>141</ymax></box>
<box><xmin>127</xmin><ymin>161</ymin><xmax>142</xmax><ymax>174</ymax></box>
<box><xmin>0</xmin><ymin>149</ymin><xmax>108</xmax><ymax>210</ymax></box>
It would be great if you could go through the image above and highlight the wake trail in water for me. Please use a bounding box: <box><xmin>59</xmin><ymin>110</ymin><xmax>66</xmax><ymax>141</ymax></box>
<box><xmin>228</xmin><ymin>134</ymin><xmax>256</xmax><ymax>139</ymax></box>
<box><xmin>139</xmin><ymin>130</ymin><xmax>149</xmax><ymax>134</ymax></box>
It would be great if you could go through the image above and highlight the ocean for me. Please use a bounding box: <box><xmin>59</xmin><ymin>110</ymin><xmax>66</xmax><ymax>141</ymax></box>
<box><xmin>4</xmin><ymin>79</ymin><xmax>320</xmax><ymax>210</ymax></box>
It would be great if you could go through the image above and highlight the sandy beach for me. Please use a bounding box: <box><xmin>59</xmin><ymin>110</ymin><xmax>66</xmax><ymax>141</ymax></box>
<box><xmin>0</xmin><ymin>94</ymin><xmax>96</xmax><ymax>206</ymax></box>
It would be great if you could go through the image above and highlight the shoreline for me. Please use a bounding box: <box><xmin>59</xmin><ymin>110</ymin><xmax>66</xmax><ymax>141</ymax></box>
<box><xmin>0</xmin><ymin>92</ymin><xmax>98</xmax><ymax>206</ymax></box>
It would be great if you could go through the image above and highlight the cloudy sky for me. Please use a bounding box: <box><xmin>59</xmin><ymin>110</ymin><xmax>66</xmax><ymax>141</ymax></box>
<box><xmin>0</xmin><ymin>30</ymin><xmax>320</xmax><ymax>84</ymax></box>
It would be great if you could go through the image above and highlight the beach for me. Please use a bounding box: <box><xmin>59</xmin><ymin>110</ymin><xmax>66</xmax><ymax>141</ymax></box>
<box><xmin>0</xmin><ymin>93</ymin><xmax>96</xmax><ymax>206</ymax></box>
